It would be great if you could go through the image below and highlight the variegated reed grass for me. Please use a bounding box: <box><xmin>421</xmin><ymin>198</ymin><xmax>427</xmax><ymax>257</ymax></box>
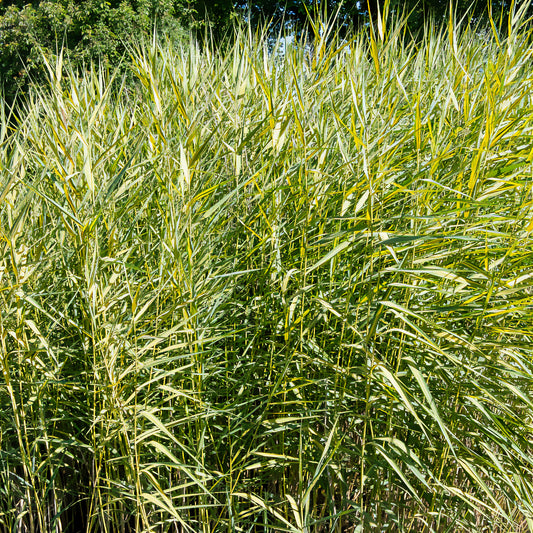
<box><xmin>1</xmin><ymin>3</ymin><xmax>533</xmax><ymax>532</ymax></box>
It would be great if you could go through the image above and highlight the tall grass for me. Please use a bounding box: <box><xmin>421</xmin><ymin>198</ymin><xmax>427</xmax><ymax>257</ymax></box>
<box><xmin>1</xmin><ymin>4</ymin><xmax>533</xmax><ymax>532</ymax></box>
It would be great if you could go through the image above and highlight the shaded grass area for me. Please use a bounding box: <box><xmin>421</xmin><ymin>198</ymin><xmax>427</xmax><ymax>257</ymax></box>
<box><xmin>1</xmin><ymin>6</ymin><xmax>533</xmax><ymax>532</ymax></box>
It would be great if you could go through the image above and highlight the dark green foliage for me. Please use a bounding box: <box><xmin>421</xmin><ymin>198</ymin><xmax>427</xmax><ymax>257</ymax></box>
<box><xmin>234</xmin><ymin>0</ymin><xmax>532</xmax><ymax>35</ymax></box>
<box><xmin>0</xmin><ymin>0</ymin><xmax>183</xmax><ymax>104</ymax></box>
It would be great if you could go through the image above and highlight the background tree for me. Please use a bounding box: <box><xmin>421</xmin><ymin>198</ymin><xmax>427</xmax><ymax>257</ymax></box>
<box><xmin>227</xmin><ymin>0</ymin><xmax>531</xmax><ymax>41</ymax></box>
<box><xmin>0</xmin><ymin>0</ymin><xmax>189</xmax><ymax>105</ymax></box>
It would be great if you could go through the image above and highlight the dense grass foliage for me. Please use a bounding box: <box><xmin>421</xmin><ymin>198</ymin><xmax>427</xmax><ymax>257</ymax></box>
<box><xmin>1</xmin><ymin>7</ymin><xmax>533</xmax><ymax>532</ymax></box>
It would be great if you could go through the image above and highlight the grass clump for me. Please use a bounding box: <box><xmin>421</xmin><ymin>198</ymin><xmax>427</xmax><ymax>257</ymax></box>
<box><xmin>1</xmin><ymin>5</ymin><xmax>533</xmax><ymax>532</ymax></box>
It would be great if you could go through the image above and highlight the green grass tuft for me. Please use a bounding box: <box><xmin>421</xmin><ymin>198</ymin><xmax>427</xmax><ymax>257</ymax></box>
<box><xmin>1</xmin><ymin>6</ymin><xmax>533</xmax><ymax>532</ymax></box>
